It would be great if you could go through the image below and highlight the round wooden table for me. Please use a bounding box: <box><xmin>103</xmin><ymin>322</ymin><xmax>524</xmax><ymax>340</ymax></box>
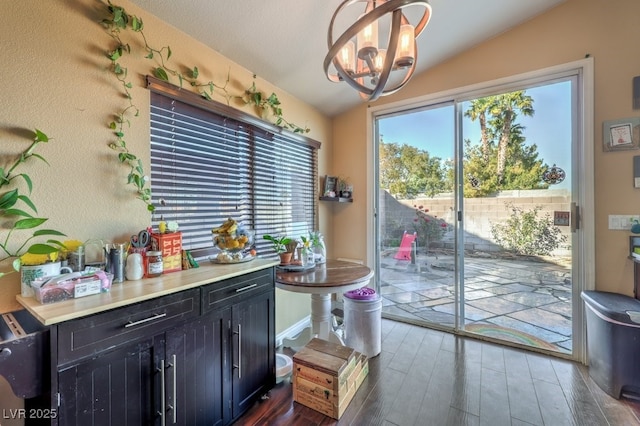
<box><xmin>275</xmin><ymin>259</ymin><xmax>373</xmax><ymax>346</ymax></box>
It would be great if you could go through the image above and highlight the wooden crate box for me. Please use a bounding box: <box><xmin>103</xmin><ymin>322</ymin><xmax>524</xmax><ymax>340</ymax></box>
<box><xmin>292</xmin><ymin>338</ymin><xmax>368</xmax><ymax>419</ymax></box>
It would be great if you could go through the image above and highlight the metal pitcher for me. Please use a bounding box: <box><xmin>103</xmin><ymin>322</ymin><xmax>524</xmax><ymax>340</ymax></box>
<box><xmin>105</xmin><ymin>243</ymin><xmax>127</xmax><ymax>283</ymax></box>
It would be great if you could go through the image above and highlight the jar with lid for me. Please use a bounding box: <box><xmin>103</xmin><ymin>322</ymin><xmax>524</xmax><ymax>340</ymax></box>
<box><xmin>146</xmin><ymin>251</ymin><xmax>163</xmax><ymax>277</ymax></box>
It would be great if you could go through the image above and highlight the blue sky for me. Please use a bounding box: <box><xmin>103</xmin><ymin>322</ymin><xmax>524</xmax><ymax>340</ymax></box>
<box><xmin>378</xmin><ymin>81</ymin><xmax>572</xmax><ymax>189</ymax></box>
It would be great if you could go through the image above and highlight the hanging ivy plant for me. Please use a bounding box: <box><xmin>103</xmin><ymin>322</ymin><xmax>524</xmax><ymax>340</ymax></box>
<box><xmin>101</xmin><ymin>1</ymin><xmax>309</xmax><ymax>212</ymax></box>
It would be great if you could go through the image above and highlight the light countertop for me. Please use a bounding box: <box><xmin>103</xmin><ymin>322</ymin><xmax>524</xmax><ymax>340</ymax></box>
<box><xmin>16</xmin><ymin>258</ymin><xmax>280</xmax><ymax>326</ymax></box>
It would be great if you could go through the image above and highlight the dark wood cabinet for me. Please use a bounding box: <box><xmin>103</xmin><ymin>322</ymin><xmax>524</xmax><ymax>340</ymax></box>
<box><xmin>166</xmin><ymin>310</ymin><xmax>229</xmax><ymax>426</ymax></box>
<box><xmin>231</xmin><ymin>288</ymin><xmax>275</xmax><ymax>418</ymax></box>
<box><xmin>57</xmin><ymin>336</ymin><xmax>161</xmax><ymax>425</ymax></box>
<box><xmin>41</xmin><ymin>267</ymin><xmax>275</xmax><ymax>426</ymax></box>
<box><xmin>202</xmin><ymin>268</ymin><xmax>276</xmax><ymax>423</ymax></box>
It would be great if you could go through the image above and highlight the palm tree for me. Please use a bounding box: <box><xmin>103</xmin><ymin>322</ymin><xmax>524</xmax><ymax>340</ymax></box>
<box><xmin>464</xmin><ymin>97</ymin><xmax>493</xmax><ymax>161</ymax></box>
<box><xmin>465</xmin><ymin>91</ymin><xmax>534</xmax><ymax>184</ymax></box>
<box><xmin>489</xmin><ymin>91</ymin><xmax>534</xmax><ymax>182</ymax></box>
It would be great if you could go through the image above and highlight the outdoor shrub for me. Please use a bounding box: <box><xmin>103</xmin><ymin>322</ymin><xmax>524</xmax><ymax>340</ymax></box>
<box><xmin>412</xmin><ymin>205</ymin><xmax>448</xmax><ymax>249</ymax></box>
<box><xmin>490</xmin><ymin>203</ymin><xmax>566</xmax><ymax>256</ymax></box>
<box><xmin>382</xmin><ymin>217</ymin><xmax>407</xmax><ymax>248</ymax></box>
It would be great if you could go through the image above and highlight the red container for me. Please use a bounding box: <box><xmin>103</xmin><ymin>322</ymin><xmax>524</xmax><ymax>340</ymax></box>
<box><xmin>151</xmin><ymin>232</ymin><xmax>182</xmax><ymax>273</ymax></box>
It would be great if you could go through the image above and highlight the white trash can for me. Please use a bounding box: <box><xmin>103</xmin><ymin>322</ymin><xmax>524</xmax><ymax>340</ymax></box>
<box><xmin>343</xmin><ymin>287</ymin><xmax>382</xmax><ymax>358</ymax></box>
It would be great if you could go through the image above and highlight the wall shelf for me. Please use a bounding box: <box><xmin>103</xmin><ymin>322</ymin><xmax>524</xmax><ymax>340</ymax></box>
<box><xmin>320</xmin><ymin>196</ymin><xmax>353</xmax><ymax>203</ymax></box>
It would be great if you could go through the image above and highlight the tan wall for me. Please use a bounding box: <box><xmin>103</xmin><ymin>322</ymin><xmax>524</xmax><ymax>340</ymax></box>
<box><xmin>332</xmin><ymin>0</ymin><xmax>640</xmax><ymax>296</ymax></box>
<box><xmin>0</xmin><ymin>1</ymin><xmax>334</xmax><ymax>330</ymax></box>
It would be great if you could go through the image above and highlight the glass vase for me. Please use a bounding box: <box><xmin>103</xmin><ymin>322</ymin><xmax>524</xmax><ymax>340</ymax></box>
<box><xmin>313</xmin><ymin>238</ymin><xmax>326</xmax><ymax>264</ymax></box>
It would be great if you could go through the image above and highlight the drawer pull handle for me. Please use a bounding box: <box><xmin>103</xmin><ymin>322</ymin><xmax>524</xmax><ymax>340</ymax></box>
<box><xmin>233</xmin><ymin>324</ymin><xmax>242</xmax><ymax>379</ymax></box>
<box><xmin>124</xmin><ymin>312</ymin><xmax>167</xmax><ymax>328</ymax></box>
<box><xmin>170</xmin><ymin>354</ymin><xmax>177</xmax><ymax>424</ymax></box>
<box><xmin>235</xmin><ymin>283</ymin><xmax>257</xmax><ymax>293</ymax></box>
<box><xmin>0</xmin><ymin>347</ymin><xmax>11</xmax><ymax>360</ymax></box>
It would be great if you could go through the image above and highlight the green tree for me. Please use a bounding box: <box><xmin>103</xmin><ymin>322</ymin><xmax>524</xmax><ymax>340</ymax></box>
<box><xmin>465</xmin><ymin>91</ymin><xmax>535</xmax><ymax>183</ymax></box>
<box><xmin>463</xmin><ymin>91</ymin><xmax>546</xmax><ymax>196</ymax></box>
<box><xmin>379</xmin><ymin>140</ymin><xmax>450</xmax><ymax>198</ymax></box>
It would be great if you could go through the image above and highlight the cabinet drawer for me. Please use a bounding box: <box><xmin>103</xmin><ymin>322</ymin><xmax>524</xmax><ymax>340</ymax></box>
<box><xmin>57</xmin><ymin>289</ymin><xmax>199</xmax><ymax>365</ymax></box>
<box><xmin>202</xmin><ymin>268</ymin><xmax>274</xmax><ymax>313</ymax></box>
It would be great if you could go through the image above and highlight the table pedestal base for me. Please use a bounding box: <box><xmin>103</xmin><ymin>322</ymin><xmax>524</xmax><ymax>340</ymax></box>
<box><xmin>283</xmin><ymin>294</ymin><xmax>344</xmax><ymax>350</ymax></box>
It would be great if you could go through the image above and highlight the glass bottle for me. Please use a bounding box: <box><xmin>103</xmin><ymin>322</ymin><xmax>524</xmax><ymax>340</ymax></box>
<box><xmin>312</xmin><ymin>233</ymin><xmax>326</xmax><ymax>264</ymax></box>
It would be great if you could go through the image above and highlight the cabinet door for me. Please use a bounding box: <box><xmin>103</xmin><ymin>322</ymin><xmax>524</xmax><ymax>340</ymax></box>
<box><xmin>166</xmin><ymin>309</ymin><xmax>230</xmax><ymax>426</ymax></box>
<box><xmin>57</xmin><ymin>335</ymin><xmax>164</xmax><ymax>426</ymax></box>
<box><xmin>231</xmin><ymin>289</ymin><xmax>275</xmax><ymax>419</ymax></box>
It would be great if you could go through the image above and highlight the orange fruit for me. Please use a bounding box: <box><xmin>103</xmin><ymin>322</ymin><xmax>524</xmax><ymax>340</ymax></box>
<box><xmin>250</xmin><ymin>249</ymin><xmax>257</xmax><ymax>256</ymax></box>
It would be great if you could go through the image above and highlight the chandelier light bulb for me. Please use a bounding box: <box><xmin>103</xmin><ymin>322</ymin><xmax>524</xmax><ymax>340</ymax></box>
<box><xmin>324</xmin><ymin>0</ymin><xmax>432</xmax><ymax>101</ymax></box>
<box><xmin>374</xmin><ymin>49</ymin><xmax>387</xmax><ymax>73</ymax></box>
<box><xmin>395</xmin><ymin>23</ymin><xmax>415</xmax><ymax>67</ymax></box>
<box><xmin>357</xmin><ymin>14</ymin><xmax>379</xmax><ymax>55</ymax></box>
<box><xmin>340</xmin><ymin>40</ymin><xmax>356</xmax><ymax>74</ymax></box>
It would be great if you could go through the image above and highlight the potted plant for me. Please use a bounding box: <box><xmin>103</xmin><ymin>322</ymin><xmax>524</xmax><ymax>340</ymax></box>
<box><xmin>337</xmin><ymin>176</ymin><xmax>352</xmax><ymax>198</ymax></box>
<box><xmin>262</xmin><ymin>234</ymin><xmax>293</xmax><ymax>264</ymax></box>
<box><xmin>0</xmin><ymin>129</ymin><xmax>67</xmax><ymax>283</ymax></box>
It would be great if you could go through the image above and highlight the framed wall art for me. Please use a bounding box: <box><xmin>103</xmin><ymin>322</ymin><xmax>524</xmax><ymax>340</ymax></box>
<box><xmin>323</xmin><ymin>175</ymin><xmax>338</xmax><ymax>197</ymax></box>
<box><xmin>603</xmin><ymin>117</ymin><xmax>640</xmax><ymax>151</ymax></box>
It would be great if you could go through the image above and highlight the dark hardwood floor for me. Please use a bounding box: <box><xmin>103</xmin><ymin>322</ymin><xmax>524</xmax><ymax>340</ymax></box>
<box><xmin>236</xmin><ymin>319</ymin><xmax>640</xmax><ymax>425</ymax></box>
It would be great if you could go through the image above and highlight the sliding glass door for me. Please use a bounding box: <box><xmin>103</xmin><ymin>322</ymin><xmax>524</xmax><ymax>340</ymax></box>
<box><xmin>374</xmin><ymin>68</ymin><xmax>586</xmax><ymax>358</ymax></box>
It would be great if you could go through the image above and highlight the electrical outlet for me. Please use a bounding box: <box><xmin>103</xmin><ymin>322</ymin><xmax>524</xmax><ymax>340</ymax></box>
<box><xmin>608</xmin><ymin>215</ymin><xmax>640</xmax><ymax>230</ymax></box>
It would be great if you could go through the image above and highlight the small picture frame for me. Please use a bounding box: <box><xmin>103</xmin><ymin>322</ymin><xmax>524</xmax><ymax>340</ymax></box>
<box><xmin>603</xmin><ymin>118</ymin><xmax>640</xmax><ymax>151</ymax></box>
<box><xmin>323</xmin><ymin>175</ymin><xmax>337</xmax><ymax>197</ymax></box>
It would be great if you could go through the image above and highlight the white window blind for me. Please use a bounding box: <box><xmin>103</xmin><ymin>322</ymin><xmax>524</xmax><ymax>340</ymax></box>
<box><xmin>147</xmin><ymin>77</ymin><xmax>319</xmax><ymax>254</ymax></box>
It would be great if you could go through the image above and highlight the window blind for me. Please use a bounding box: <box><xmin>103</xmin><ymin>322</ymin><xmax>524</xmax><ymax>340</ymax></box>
<box><xmin>147</xmin><ymin>78</ymin><xmax>319</xmax><ymax>255</ymax></box>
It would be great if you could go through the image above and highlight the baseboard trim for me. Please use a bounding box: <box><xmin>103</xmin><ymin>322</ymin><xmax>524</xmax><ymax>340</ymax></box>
<box><xmin>276</xmin><ymin>316</ymin><xmax>310</xmax><ymax>348</ymax></box>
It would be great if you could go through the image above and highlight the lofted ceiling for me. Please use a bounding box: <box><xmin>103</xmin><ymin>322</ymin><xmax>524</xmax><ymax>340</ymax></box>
<box><xmin>129</xmin><ymin>0</ymin><xmax>566</xmax><ymax>117</ymax></box>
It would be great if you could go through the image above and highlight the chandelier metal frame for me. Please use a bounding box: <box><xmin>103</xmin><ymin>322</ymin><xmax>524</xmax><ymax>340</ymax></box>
<box><xmin>324</xmin><ymin>0</ymin><xmax>432</xmax><ymax>101</ymax></box>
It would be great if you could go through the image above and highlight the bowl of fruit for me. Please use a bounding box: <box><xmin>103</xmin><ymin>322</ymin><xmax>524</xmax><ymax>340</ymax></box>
<box><xmin>211</xmin><ymin>218</ymin><xmax>255</xmax><ymax>263</ymax></box>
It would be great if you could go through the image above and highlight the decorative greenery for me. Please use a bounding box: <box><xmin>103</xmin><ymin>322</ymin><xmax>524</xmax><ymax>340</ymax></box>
<box><xmin>262</xmin><ymin>234</ymin><xmax>292</xmax><ymax>254</ymax></box>
<box><xmin>0</xmin><ymin>129</ymin><xmax>67</xmax><ymax>277</ymax></box>
<box><xmin>412</xmin><ymin>205</ymin><xmax>448</xmax><ymax>249</ymax></box>
<box><xmin>307</xmin><ymin>231</ymin><xmax>324</xmax><ymax>249</ymax></box>
<box><xmin>490</xmin><ymin>203</ymin><xmax>566</xmax><ymax>256</ymax></box>
<box><xmin>101</xmin><ymin>1</ymin><xmax>309</xmax><ymax>212</ymax></box>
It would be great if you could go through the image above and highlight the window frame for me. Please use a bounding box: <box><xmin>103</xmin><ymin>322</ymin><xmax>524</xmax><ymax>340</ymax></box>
<box><xmin>146</xmin><ymin>76</ymin><xmax>321</xmax><ymax>255</ymax></box>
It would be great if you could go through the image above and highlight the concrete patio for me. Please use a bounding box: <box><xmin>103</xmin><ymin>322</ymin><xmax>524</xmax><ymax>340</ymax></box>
<box><xmin>379</xmin><ymin>249</ymin><xmax>573</xmax><ymax>354</ymax></box>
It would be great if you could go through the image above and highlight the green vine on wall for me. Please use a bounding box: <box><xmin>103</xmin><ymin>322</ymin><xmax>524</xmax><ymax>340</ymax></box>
<box><xmin>101</xmin><ymin>1</ymin><xmax>309</xmax><ymax>212</ymax></box>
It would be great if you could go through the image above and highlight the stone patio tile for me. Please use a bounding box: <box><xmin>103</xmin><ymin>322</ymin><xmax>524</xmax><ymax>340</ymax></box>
<box><xmin>414</xmin><ymin>310</ymin><xmax>456</xmax><ymax>326</ymax></box>
<box><xmin>396</xmin><ymin>303</ymin><xmax>421</xmax><ymax>314</ymax></box>
<box><xmin>416</xmin><ymin>287</ymin><xmax>452</xmax><ymax>299</ymax></box>
<box><xmin>540</xmin><ymin>301</ymin><xmax>572</xmax><ymax>318</ymax></box>
<box><xmin>464</xmin><ymin>280</ymin><xmax>502</xmax><ymax>290</ymax></box>
<box><xmin>379</xmin><ymin>285</ymin><xmax>405</xmax><ymax>295</ymax></box>
<box><xmin>383</xmin><ymin>291</ymin><xmax>427</xmax><ymax>304</ymax></box>
<box><xmin>380</xmin><ymin>253</ymin><xmax>574</xmax><ymax>353</ymax></box>
<box><xmin>432</xmin><ymin>302</ymin><xmax>496</xmax><ymax>322</ymax></box>
<box><xmin>428</xmin><ymin>277</ymin><xmax>455</xmax><ymax>287</ymax></box>
<box><xmin>501</xmin><ymin>291</ymin><xmax>560</xmax><ymax>307</ymax></box>
<box><xmin>467</xmin><ymin>297</ymin><xmax>529</xmax><ymax>315</ymax></box>
<box><xmin>508</xmin><ymin>308</ymin><xmax>571</xmax><ymax>337</ymax></box>
<box><xmin>480</xmin><ymin>275</ymin><xmax>519</xmax><ymax>285</ymax></box>
<box><xmin>409</xmin><ymin>297</ymin><xmax>454</xmax><ymax>308</ymax></box>
<box><xmin>484</xmin><ymin>283</ymin><xmax>535</xmax><ymax>295</ymax></box>
<box><xmin>464</xmin><ymin>290</ymin><xmax>495</xmax><ymax>300</ymax></box>
<box><xmin>382</xmin><ymin>305</ymin><xmax>422</xmax><ymax>321</ymax></box>
<box><xmin>395</xmin><ymin>282</ymin><xmax>436</xmax><ymax>292</ymax></box>
<box><xmin>554</xmin><ymin>338</ymin><xmax>572</xmax><ymax>353</ymax></box>
<box><xmin>380</xmin><ymin>297</ymin><xmax>396</xmax><ymax>307</ymax></box>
